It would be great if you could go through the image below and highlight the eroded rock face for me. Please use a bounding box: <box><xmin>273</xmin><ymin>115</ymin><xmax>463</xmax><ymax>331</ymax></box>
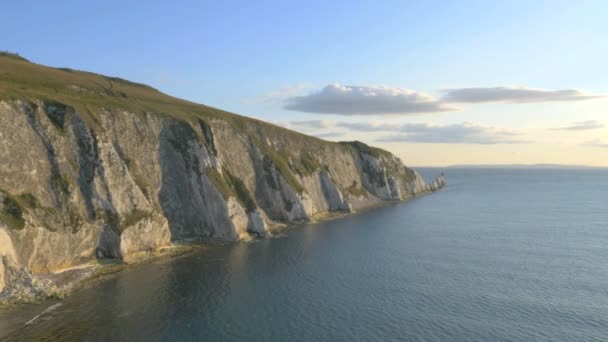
<box><xmin>158</xmin><ymin>120</ymin><xmax>237</xmax><ymax>240</ymax></box>
<box><xmin>319</xmin><ymin>172</ymin><xmax>351</xmax><ymax>212</ymax></box>
<box><xmin>0</xmin><ymin>255</ymin><xmax>51</xmax><ymax>304</ymax></box>
<box><xmin>0</xmin><ymin>99</ymin><xmax>443</xmax><ymax>303</ymax></box>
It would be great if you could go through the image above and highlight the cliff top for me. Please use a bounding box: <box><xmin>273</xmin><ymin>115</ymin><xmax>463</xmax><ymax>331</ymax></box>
<box><xmin>0</xmin><ymin>53</ymin><xmax>396</xmax><ymax>161</ymax></box>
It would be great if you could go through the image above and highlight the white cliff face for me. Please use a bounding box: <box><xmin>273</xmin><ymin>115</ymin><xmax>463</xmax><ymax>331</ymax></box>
<box><xmin>319</xmin><ymin>172</ymin><xmax>351</xmax><ymax>212</ymax></box>
<box><xmin>0</xmin><ymin>99</ymin><xmax>444</xmax><ymax>304</ymax></box>
<box><xmin>119</xmin><ymin>214</ymin><xmax>171</xmax><ymax>258</ymax></box>
<box><xmin>246</xmin><ymin>210</ymin><xmax>267</xmax><ymax>237</ymax></box>
<box><xmin>356</xmin><ymin>153</ymin><xmax>397</xmax><ymax>200</ymax></box>
<box><xmin>298</xmin><ymin>172</ymin><xmax>350</xmax><ymax>217</ymax></box>
<box><xmin>0</xmin><ymin>259</ymin><xmax>4</xmax><ymax>293</ymax></box>
<box><xmin>0</xmin><ymin>229</ymin><xmax>18</xmax><ymax>294</ymax></box>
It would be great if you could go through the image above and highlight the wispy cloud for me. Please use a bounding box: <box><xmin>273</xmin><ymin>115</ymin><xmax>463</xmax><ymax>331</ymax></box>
<box><xmin>335</xmin><ymin>121</ymin><xmax>401</xmax><ymax>131</ymax></box>
<box><xmin>313</xmin><ymin>132</ymin><xmax>346</xmax><ymax>139</ymax></box>
<box><xmin>375</xmin><ymin>122</ymin><xmax>527</xmax><ymax>144</ymax></box>
<box><xmin>551</xmin><ymin>120</ymin><xmax>604</xmax><ymax>131</ymax></box>
<box><xmin>280</xmin><ymin>84</ymin><xmax>602</xmax><ymax>116</ymax></box>
<box><xmin>280</xmin><ymin>120</ymin><xmax>344</xmax><ymax>139</ymax></box>
<box><xmin>284</xmin><ymin>119</ymin><xmax>527</xmax><ymax>145</ymax></box>
<box><xmin>286</xmin><ymin>120</ymin><xmax>401</xmax><ymax>132</ymax></box>
<box><xmin>442</xmin><ymin>87</ymin><xmax>602</xmax><ymax>104</ymax></box>
<box><xmin>288</xmin><ymin>120</ymin><xmax>334</xmax><ymax>130</ymax></box>
<box><xmin>284</xmin><ymin>84</ymin><xmax>454</xmax><ymax>115</ymax></box>
<box><xmin>581</xmin><ymin>139</ymin><xmax>608</xmax><ymax>148</ymax></box>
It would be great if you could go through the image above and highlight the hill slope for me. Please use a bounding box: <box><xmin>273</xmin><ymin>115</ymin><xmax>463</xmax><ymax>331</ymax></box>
<box><xmin>0</xmin><ymin>53</ymin><xmax>445</xmax><ymax>303</ymax></box>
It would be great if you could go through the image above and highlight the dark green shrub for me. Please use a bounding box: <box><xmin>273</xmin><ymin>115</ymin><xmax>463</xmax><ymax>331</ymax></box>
<box><xmin>225</xmin><ymin>170</ymin><xmax>257</xmax><ymax>213</ymax></box>
<box><xmin>206</xmin><ymin>167</ymin><xmax>257</xmax><ymax>213</ymax></box>
<box><xmin>0</xmin><ymin>191</ymin><xmax>25</xmax><ymax>230</ymax></box>
<box><xmin>17</xmin><ymin>193</ymin><xmax>38</xmax><ymax>208</ymax></box>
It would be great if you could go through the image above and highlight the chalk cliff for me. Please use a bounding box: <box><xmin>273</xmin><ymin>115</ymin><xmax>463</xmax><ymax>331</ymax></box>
<box><xmin>0</xmin><ymin>53</ymin><xmax>445</xmax><ymax>303</ymax></box>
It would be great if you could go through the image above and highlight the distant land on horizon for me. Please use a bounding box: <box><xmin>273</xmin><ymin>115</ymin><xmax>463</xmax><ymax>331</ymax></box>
<box><xmin>440</xmin><ymin>164</ymin><xmax>608</xmax><ymax>170</ymax></box>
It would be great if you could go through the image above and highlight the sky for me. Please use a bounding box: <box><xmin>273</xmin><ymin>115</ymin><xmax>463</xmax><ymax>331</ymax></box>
<box><xmin>2</xmin><ymin>0</ymin><xmax>607</xmax><ymax>166</ymax></box>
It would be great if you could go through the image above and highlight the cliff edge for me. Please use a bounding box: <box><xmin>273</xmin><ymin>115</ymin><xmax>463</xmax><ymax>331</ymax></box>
<box><xmin>0</xmin><ymin>53</ymin><xmax>445</xmax><ymax>303</ymax></box>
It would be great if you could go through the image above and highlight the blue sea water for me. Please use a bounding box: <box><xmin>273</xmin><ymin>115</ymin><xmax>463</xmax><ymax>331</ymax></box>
<box><xmin>1</xmin><ymin>168</ymin><xmax>608</xmax><ymax>341</ymax></box>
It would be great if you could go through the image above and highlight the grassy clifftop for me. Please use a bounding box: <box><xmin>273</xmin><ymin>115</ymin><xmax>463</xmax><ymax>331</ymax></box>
<box><xmin>0</xmin><ymin>53</ymin><xmax>398</xmax><ymax>162</ymax></box>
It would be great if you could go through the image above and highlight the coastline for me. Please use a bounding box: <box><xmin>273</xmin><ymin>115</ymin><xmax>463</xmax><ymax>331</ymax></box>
<box><xmin>0</xmin><ymin>184</ymin><xmax>444</xmax><ymax>308</ymax></box>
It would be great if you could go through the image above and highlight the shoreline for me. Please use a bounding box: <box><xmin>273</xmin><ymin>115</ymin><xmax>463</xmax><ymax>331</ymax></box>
<box><xmin>0</xmin><ymin>187</ymin><xmax>442</xmax><ymax>308</ymax></box>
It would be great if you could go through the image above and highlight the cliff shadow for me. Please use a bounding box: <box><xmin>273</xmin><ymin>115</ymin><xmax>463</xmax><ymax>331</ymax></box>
<box><xmin>157</xmin><ymin>120</ymin><xmax>233</xmax><ymax>242</ymax></box>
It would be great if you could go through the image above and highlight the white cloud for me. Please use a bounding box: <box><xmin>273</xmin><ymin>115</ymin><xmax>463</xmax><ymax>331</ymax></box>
<box><xmin>442</xmin><ymin>86</ymin><xmax>601</xmax><ymax>104</ymax></box>
<box><xmin>581</xmin><ymin>139</ymin><xmax>608</xmax><ymax>148</ymax></box>
<box><xmin>551</xmin><ymin>120</ymin><xmax>604</xmax><ymax>131</ymax></box>
<box><xmin>284</xmin><ymin>84</ymin><xmax>453</xmax><ymax>115</ymax></box>
<box><xmin>281</xmin><ymin>84</ymin><xmax>602</xmax><ymax>116</ymax></box>
<box><xmin>375</xmin><ymin>122</ymin><xmax>527</xmax><ymax>144</ymax></box>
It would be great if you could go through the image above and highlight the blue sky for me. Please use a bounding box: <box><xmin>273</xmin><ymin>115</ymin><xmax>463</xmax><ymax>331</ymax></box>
<box><xmin>3</xmin><ymin>1</ymin><xmax>607</xmax><ymax>165</ymax></box>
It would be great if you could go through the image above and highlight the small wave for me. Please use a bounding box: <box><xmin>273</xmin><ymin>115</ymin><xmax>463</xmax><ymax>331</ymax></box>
<box><xmin>24</xmin><ymin>303</ymin><xmax>63</xmax><ymax>326</ymax></box>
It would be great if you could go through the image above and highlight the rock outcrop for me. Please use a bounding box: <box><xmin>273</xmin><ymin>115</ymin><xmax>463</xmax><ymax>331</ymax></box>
<box><xmin>0</xmin><ymin>53</ymin><xmax>445</xmax><ymax>304</ymax></box>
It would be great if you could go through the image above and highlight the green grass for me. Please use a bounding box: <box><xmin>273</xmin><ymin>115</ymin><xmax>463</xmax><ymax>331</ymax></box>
<box><xmin>93</xmin><ymin>208</ymin><xmax>119</xmax><ymax>232</ymax></box>
<box><xmin>52</xmin><ymin>172</ymin><xmax>71</xmax><ymax>195</ymax></box>
<box><xmin>344</xmin><ymin>180</ymin><xmax>368</xmax><ymax>198</ymax></box>
<box><xmin>401</xmin><ymin>168</ymin><xmax>417</xmax><ymax>183</ymax></box>
<box><xmin>65</xmin><ymin>210</ymin><xmax>81</xmax><ymax>233</ymax></box>
<box><xmin>206</xmin><ymin>167</ymin><xmax>257</xmax><ymax>213</ymax></box>
<box><xmin>0</xmin><ymin>190</ymin><xmax>25</xmax><ymax>230</ymax></box>
<box><xmin>340</xmin><ymin>140</ymin><xmax>418</xmax><ymax>187</ymax></box>
<box><xmin>0</xmin><ymin>53</ymin><xmax>261</xmax><ymax>131</ymax></box>
<box><xmin>121</xmin><ymin>209</ymin><xmax>150</xmax><ymax>228</ymax></box>
<box><xmin>338</xmin><ymin>140</ymin><xmax>390</xmax><ymax>159</ymax></box>
<box><xmin>249</xmin><ymin>137</ymin><xmax>306</xmax><ymax>194</ymax></box>
<box><xmin>91</xmin><ymin>207</ymin><xmax>149</xmax><ymax>233</ymax></box>
<box><xmin>0</xmin><ymin>53</ymin><xmax>359</xmax><ymax>155</ymax></box>
<box><xmin>0</xmin><ymin>211</ymin><xmax>24</xmax><ymax>230</ymax></box>
<box><xmin>0</xmin><ymin>191</ymin><xmax>67</xmax><ymax>232</ymax></box>
<box><xmin>224</xmin><ymin>170</ymin><xmax>257</xmax><ymax>213</ymax></box>
<box><xmin>0</xmin><ymin>51</ymin><xmax>29</xmax><ymax>62</ymax></box>
<box><xmin>206</xmin><ymin>167</ymin><xmax>233</xmax><ymax>200</ymax></box>
<box><xmin>0</xmin><ymin>53</ymin><xmax>340</xmax><ymax>150</ymax></box>
<box><xmin>16</xmin><ymin>193</ymin><xmax>39</xmax><ymax>208</ymax></box>
<box><xmin>102</xmin><ymin>75</ymin><xmax>157</xmax><ymax>91</ymax></box>
<box><xmin>0</xmin><ymin>54</ymin><xmax>416</xmax><ymax>204</ymax></box>
<box><xmin>297</xmin><ymin>151</ymin><xmax>322</xmax><ymax>176</ymax></box>
<box><xmin>265</xmin><ymin>148</ymin><xmax>305</xmax><ymax>194</ymax></box>
<box><xmin>198</xmin><ymin>119</ymin><xmax>217</xmax><ymax>155</ymax></box>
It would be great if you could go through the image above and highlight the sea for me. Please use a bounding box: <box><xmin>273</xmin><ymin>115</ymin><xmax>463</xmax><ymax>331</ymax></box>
<box><xmin>1</xmin><ymin>167</ymin><xmax>608</xmax><ymax>341</ymax></box>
